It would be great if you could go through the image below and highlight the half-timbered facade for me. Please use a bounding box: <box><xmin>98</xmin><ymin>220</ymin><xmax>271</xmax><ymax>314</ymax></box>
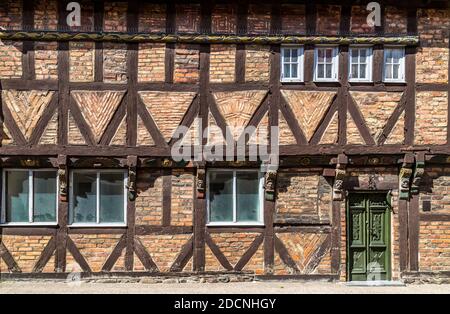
<box><xmin>0</xmin><ymin>0</ymin><xmax>449</xmax><ymax>283</ymax></box>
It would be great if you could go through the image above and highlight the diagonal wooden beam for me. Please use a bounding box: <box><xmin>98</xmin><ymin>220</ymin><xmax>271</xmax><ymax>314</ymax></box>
<box><xmin>33</xmin><ymin>236</ymin><xmax>56</xmax><ymax>273</ymax></box>
<box><xmin>136</xmin><ymin>96</ymin><xmax>167</xmax><ymax>147</ymax></box>
<box><xmin>168</xmin><ymin>95</ymin><xmax>200</xmax><ymax>147</ymax></box>
<box><xmin>101</xmin><ymin>234</ymin><xmax>127</xmax><ymax>272</ymax></box>
<box><xmin>0</xmin><ymin>242</ymin><xmax>21</xmax><ymax>273</ymax></box>
<box><xmin>170</xmin><ymin>236</ymin><xmax>194</xmax><ymax>272</ymax></box>
<box><xmin>378</xmin><ymin>92</ymin><xmax>407</xmax><ymax>145</ymax></box>
<box><xmin>99</xmin><ymin>98</ymin><xmax>127</xmax><ymax>145</ymax></box>
<box><xmin>133</xmin><ymin>237</ymin><xmax>159</xmax><ymax>272</ymax></box>
<box><xmin>274</xmin><ymin>235</ymin><xmax>300</xmax><ymax>274</ymax></box>
<box><xmin>2</xmin><ymin>104</ymin><xmax>27</xmax><ymax>146</ymax></box>
<box><xmin>29</xmin><ymin>93</ymin><xmax>59</xmax><ymax>145</ymax></box>
<box><xmin>66</xmin><ymin>236</ymin><xmax>91</xmax><ymax>273</ymax></box>
<box><xmin>237</xmin><ymin>94</ymin><xmax>270</xmax><ymax>145</ymax></box>
<box><xmin>68</xmin><ymin>96</ymin><xmax>96</xmax><ymax>146</ymax></box>
<box><xmin>205</xmin><ymin>232</ymin><xmax>233</xmax><ymax>271</ymax></box>
<box><xmin>304</xmin><ymin>234</ymin><xmax>332</xmax><ymax>274</ymax></box>
<box><xmin>347</xmin><ymin>95</ymin><xmax>376</xmax><ymax>145</ymax></box>
<box><xmin>310</xmin><ymin>96</ymin><xmax>339</xmax><ymax>145</ymax></box>
<box><xmin>207</xmin><ymin>92</ymin><xmax>232</xmax><ymax>145</ymax></box>
<box><xmin>234</xmin><ymin>233</ymin><xmax>264</xmax><ymax>271</ymax></box>
<box><xmin>279</xmin><ymin>96</ymin><xmax>308</xmax><ymax>145</ymax></box>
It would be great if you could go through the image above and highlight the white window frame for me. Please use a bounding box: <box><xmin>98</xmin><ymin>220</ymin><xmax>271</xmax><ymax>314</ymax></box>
<box><xmin>281</xmin><ymin>46</ymin><xmax>304</xmax><ymax>82</ymax></box>
<box><xmin>314</xmin><ymin>46</ymin><xmax>339</xmax><ymax>82</ymax></box>
<box><xmin>206</xmin><ymin>169</ymin><xmax>264</xmax><ymax>227</ymax></box>
<box><xmin>349</xmin><ymin>46</ymin><xmax>373</xmax><ymax>82</ymax></box>
<box><xmin>383</xmin><ymin>46</ymin><xmax>405</xmax><ymax>83</ymax></box>
<box><xmin>1</xmin><ymin>169</ymin><xmax>59</xmax><ymax>226</ymax></box>
<box><xmin>69</xmin><ymin>169</ymin><xmax>128</xmax><ymax>227</ymax></box>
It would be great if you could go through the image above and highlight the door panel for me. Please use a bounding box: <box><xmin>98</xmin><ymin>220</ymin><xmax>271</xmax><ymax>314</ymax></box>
<box><xmin>348</xmin><ymin>193</ymin><xmax>391</xmax><ymax>281</ymax></box>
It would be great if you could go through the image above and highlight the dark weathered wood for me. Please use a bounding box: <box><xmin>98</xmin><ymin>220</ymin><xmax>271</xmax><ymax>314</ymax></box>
<box><xmin>2</xmin><ymin>105</ymin><xmax>27</xmax><ymax>146</ymax></box>
<box><xmin>416</xmin><ymin>83</ymin><xmax>448</xmax><ymax>92</ymax></box>
<box><xmin>166</xmin><ymin>0</ymin><xmax>176</xmax><ymax>34</ymax></box>
<box><xmin>404</xmin><ymin>46</ymin><xmax>416</xmax><ymax>146</ymax></box>
<box><xmin>305</xmin><ymin>1</ymin><xmax>316</xmax><ymax>36</ymax></box>
<box><xmin>136</xmin><ymin>96</ymin><xmax>167</xmax><ymax>147</ymax></box>
<box><xmin>372</xmin><ymin>45</ymin><xmax>383</xmax><ymax>85</ymax></box>
<box><xmin>66</xmin><ymin>237</ymin><xmax>91</xmax><ymax>273</ymax></box>
<box><xmin>29</xmin><ymin>94</ymin><xmax>59</xmax><ymax>145</ymax></box>
<box><xmin>135</xmin><ymin>225</ymin><xmax>193</xmax><ymax>235</ymax></box>
<box><xmin>55</xmin><ymin>154</ymin><xmax>68</xmax><ymax>273</ymax></box>
<box><xmin>99</xmin><ymin>99</ymin><xmax>126</xmax><ymax>145</ymax></box>
<box><xmin>270</xmin><ymin>2</ymin><xmax>281</xmax><ymax>35</ymax></box>
<box><xmin>420</xmin><ymin>214</ymin><xmax>450</xmax><ymax>222</ymax></box>
<box><xmin>338</xmin><ymin>45</ymin><xmax>349</xmax><ymax>145</ymax></box>
<box><xmin>170</xmin><ymin>236</ymin><xmax>194</xmax><ymax>272</ymax></box>
<box><xmin>162</xmin><ymin>168</ymin><xmax>172</xmax><ymax>227</ymax></box>
<box><xmin>340</xmin><ymin>2</ymin><xmax>351</xmax><ymax>35</ymax></box>
<box><xmin>399</xmin><ymin>199</ymin><xmax>409</xmax><ymax>272</ymax></box>
<box><xmin>237</xmin><ymin>0</ymin><xmax>248</xmax><ymax>36</ymax></box>
<box><xmin>330</xmin><ymin>200</ymin><xmax>341</xmax><ymax>274</ymax></box>
<box><xmin>102</xmin><ymin>234</ymin><xmax>127</xmax><ymax>272</ymax></box>
<box><xmin>235</xmin><ymin>45</ymin><xmax>246</xmax><ymax>84</ymax></box>
<box><xmin>407</xmin><ymin>8</ymin><xmax>418</xmax><ymax>35</ymax></box>
<box><xmin>165</xmin><ymin>43</ymin><xmax>175</xmax><ymax>83</ymax></box>
<box><xmin>33</xmin><ymin>236</ymin><xmax>56</xmax><ymax>273</ymax></box>
<box><xmin>279</xmin><ymin>97</ymin><xmax>307</xmax><ymax>145</ymax></box>
<box><xmin>200</xmin><ymin>0</ymin><xmax>213</xmax><ymax>34</ymax></box>
<box><xmin>409</xmin><ymin>194</ymin><xmax>420</xmax><ymax>271</ymax></box>
<box><xmin>235</xmin><ymin>233</ymin><xmax>264</xmax><ymax>271</ymax></box>
<box><xmin>1</xmin><ymin>228</ymin><xmax>56</xmax><ymax>236</ymax></box>
<box><xmin>303</xmin><ymin>45</ymin><xmax>315</xmax><ymax>84</ymax></box>
<box><xmin>275</xmin><ymin>225</ymin><xmax>332</xmax><ymax>233</ymax></box>
<box><xmin>125</xmin><ymin>156</ymin><xmax>137</xmax><ymax>271</ymax></box>
<box><xmin>239</xmin><ymin>95</ymin><xmax>269</xmax><ymax>144</ymax></box>
<box><xmin>304</xmin><ymin>234</ymin><xmax>331</xmax><ymax>274</ymax></box>
<box><xmin>94</xmin><ymin>0</ymin><xmax>104</xmax><ymax>81</ymax></box>
<box><xmin>256</xmin><ymin>274</ymin><xmax>339</xmax><ymax>281</ymax></box>
<box><xmin>68</xmin><ymin>97</ymin><xmax>95</xmax><ymax>145</ymax></box>
<box><xmin>274</xmin><ymin>235</ymin><xmax>300</xmax><ymax>273</ymax></box>
<box><xmin>378</xmin><ymin>93</ymin><xmax>407</xmax><ymax>145</ymax></box>
<box><xmin>0</xmin><ymin>80</ymin><xmax>58</xmax><ymax>91</ymax></box>
<box><xmin>205</xmin><ymin>232</ymin><xmax>233</xmax><ymax>271</ymax></box>
<box><xmin>133</xmin><ymin>237</ymin><xmax>159</xmax><ymax>272</ymax></box>
<box><xmin>347</xmin><ymin>95</ymin><xmax>376</xmax><ymax>145</ymax></box>
<box><xmin>0</xmin><ymin>242</ymin><xmax>21</xmax><ymax>273</ymax></box>
<box><xmin>207</xmin><ymin>227</ymin><xmax>265</xmax><ymax>233</ymax></box>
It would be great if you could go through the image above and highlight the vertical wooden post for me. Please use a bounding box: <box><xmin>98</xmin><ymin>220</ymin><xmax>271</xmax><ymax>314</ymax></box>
<box><xmin>55</xmin><ymin>155</ymin><xmax>68</xmax><ymax>272</ymax></box>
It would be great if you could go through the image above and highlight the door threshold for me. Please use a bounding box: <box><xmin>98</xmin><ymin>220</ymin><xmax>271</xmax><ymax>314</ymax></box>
<box><xmin>345</xmin><ymin>281</ymin><xmax>405</xmax><ymax>287</ymax></box>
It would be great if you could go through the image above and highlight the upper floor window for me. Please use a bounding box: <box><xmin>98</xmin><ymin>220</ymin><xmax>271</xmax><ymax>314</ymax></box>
<box><xmin>349</xmin><ymin>46</ymin><xmax>373</xmax><ymax>82</ymax></box>
<box><xmin>207</xmin><ymin>170</ymin><xmax>263</xmax><ymax>226</ymax></box>
<box><xmin>314</xmin><ymin>46</ymin><xmax>338</xmax><ymax>82</ymax></box>
<box><xmin>383</xmin><ymin>47</ymin><xmax>405</xmax><ymax>82</ymax></box>
<box><xmin>281</xmin><ymin>46</ymin><xmax>304</xmax><ymax>82</ymax></box>
<box><xmin>1</xmin><ymin>169</ymin><xmax>58</xmax><ymax>225</ymax></box>
<box><xmin>70</xmin><ymin>170</ymin><xmax>127</xmax><ymax>226</ymax></box>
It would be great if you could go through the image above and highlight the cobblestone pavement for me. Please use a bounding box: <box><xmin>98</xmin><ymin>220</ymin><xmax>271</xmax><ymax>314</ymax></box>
<box><xmin>1</xmin><ymin>281</ymin><xmax>449</xmax><ymax>294</ymax></box>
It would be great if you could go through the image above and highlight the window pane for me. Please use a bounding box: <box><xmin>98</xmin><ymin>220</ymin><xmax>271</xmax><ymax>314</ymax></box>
<box><xmin>393</xmin><ymin>64</ymin><xmax>399</xmax><ymax>79</ymax></box>
<box><xmin>360</xmin><ymin>49</ymin><xmax>367</xmax><ymax>62</ymax></box>
<box><xmin>283</xmin><ymin>48</ymin><xmax>290</xmax><ymax>61</ymax></box>
<box><xmin>325</xmin><ymin>49</ymin><xmax>332</xmax><ymax>62</ymax></box>
<box><xmin>209</xmin><ymin>172</ymin><xmax>234</xmax><ymax>222</ymax></box>
<box><xmin>385</xmin><ymin>50</ymin><xmax>393</xmax><ymax>63</ymax></box>
<box><xmin>326</xmin><ymin>64</ymin><xmax>332</xmax><ymax>78</ymax></box>
<box><xmin>6</xmin><ymin>171</ymin><xmax>29</xmax><ymax>223</ymax></box>
<box><xmin>292</xmin><ymin>63</ymin><xmax>298</xmax><ymax>78</ymax></box>
<box><xmin>236</xmin><ymin>172</ymin><xmax>260</xmax><ymax>222</ymax></box>
<box><xmin>351</xmin><ymin>49</ymin><xmax>359</xmax><ymax>64</ymax></box>
<box><xmin>359</xmin><ymin>64</ymin><xmax>367</xmax><ymax>79</ymax></box>
<box><xmin>318</xmin><ymin>64</ymin><xmax>324</xmax><ymax>78</ymax></box>
<box><xmin>284</xmin><ymin>64</ymin><xmax>291</xmax><ymax>78</ymax></box>
<box><xmin>72</xmin><ymin>172</ymin><xmax>97</xmax><ymax>223</ymax></box>
<box><xmin>351</xmin><ymin>64</ymin><xmax>359</xmax><ymax>78</ymax></box>
<box><xmin>317</xmin><ymin>49</ymin><xmax>324</xmax><ymax>62</ymax></box>
<box><xmin>385</xmin><ymin>64</ymin><xmax>392</xmax><ymax>79</ymax></box>
<box><xmin>291</xmin><ymin>49</ymin><xmax>298</xmax><ymax>63</ymax></box>
<box><xmin>33</xmin><ymin>171</ymin><xmax>57</xmax><ymax>222</ymax></box>
<box><xmin>99</xmin><ymin>173</ymin><xmax>124</xmax><ymax>223</ymax></box>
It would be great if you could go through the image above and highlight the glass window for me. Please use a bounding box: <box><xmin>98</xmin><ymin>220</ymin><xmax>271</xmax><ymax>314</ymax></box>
<box><xmin>2</xmin><ymin>170</ymin><xmax>57</xmax><ymax>224</ymax></box>
<box><xmin>314</xmin><ymin>47</ymin><xmax>338</xmax><ymax>81</ymax></box>
<box><xmin>349</xmin><ymin>47</ymin><xmax>373</xmax><ymax>82</ymax></box>
<box><xmin>208</xmin><ymin>170</ymin><xmax>263</xmax><ymax>225</ymax></box>
<box><xmin>384</xmin><ymin>47</ymin><xmax>405</xmax><ymax>82</ymax></box>
<box><xmin>70</xmin><ymin>170</ymin><xmax>126</xmax><ymax>225</ymax></box>
<box><xmin>281</xmin><ymin>46</ymin><xmax>304</xmax><ymax>82</ymax></box>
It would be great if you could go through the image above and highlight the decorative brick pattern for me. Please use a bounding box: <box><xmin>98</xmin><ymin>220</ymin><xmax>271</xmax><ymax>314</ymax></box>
<box><xmin>316</xmin><ymin>5</ymin><xmax>340</xmax><ymax>35</ymax></box>
<box><xmin>419</xmin><ymin>221</ymin><xmax>450</xmax><ymax>271</ymax></box>
<box><xmin>0</xmin><ymin>41</ymin><xmax>22</xmax><ymax>79</ymax></box>
<box><xmin>418</xmin><ymin>9</ymin><xmax>450</xmax><ymax>48</ymax></box>
<box><xmin>1</xmin><ymin>236</ymin><xmax>52</xmax><ymax>273</ymax></box>
<box><xmin>137</xmin><ymin>115</ymin><xmax>154</xmax><ymax>146</ymax></box>
<box><xmin>350</xmin><ymin>5</ymin><xmax>375</xmax><ymax>34</ymax></box>
<box><xmin>171</xmin><ymin>170</ymin><xmax>194</xmax><ymax>227</ymax></box>
<box><xmin>103</xmin><ymin>2</ymin><xmax>128</xmax><ymax>32</ymax></box>
<box><xmin>207</xmin><ymin>112</ymin><xmax>225</xmax><ymax>146</ymax></box>
<box><xmin>3</xmin><ymin>90</ymin><xmax>55</xmax><ymax>140</ymax></box>
<box><xmin>0</xmin><ymin>0</ymin><xmax>22</xmax><ymax>30</ymax></box>
<box><xmin>110</xmin><ymin>117</ymin><xmax>126</xmax><ymax>146</ymax></box>
<box><xmin>176</xmin><ymin>4</ymin><xmax>200</xmax><ymax>34</ymax></box>
<box><xmin>385</xmin><ymin>6</ymin><xmax>408</xmax><ymax>34</ymax></box>
<box><xmin>346</xmin><ymin>114</ymin><xmax>365</xmax><ymax>145</ymax></box>
<box><xmin>282</xmin><ymin>91</ymin><xmax>336</xmax><ymax>141</ymax></box>
<box><xmin>136</xmin><ymin>170</ymin><xmax>163</xmax><ymax>225</ymax></box>
<box><xmin>38</xmin><ymin>112</ymin><xmax>58</xmax><ymax>145</ymax></box>
<box><xmin>138</xmin><ymin>43</ymin><xmax>165</xmax><ymax>83</ymax></box>
<box><xmin>211</xmin><ymin>4</ymin><xmax>237</xmax><ymax>34</ymax></box>
<box><xmin>210</xmin><ymin>44</ymin><xmax>236</xmax><ymax>83</ymax></box>
<box><xmin>174</xmin><ymin>44</ymin><xmax>200</xmax><ymax>84</ymax></box>
<box><xmin>67</xmin><ymin>234</ymin><xmax>123</xmax><ymax>272</ymax></box>
<box><xmin>416</xmin><ymin>47</ymin><xmax>449</xmax><ymax>84</ymax></box>
<box><xmin>69</xmin><ymin>41</ymin><xmax>95</xmax><ymax>83</ymax></box>
<box><xmin>138</xmin><ymin>234</ymin><xmax>192</xmax><ymax>272</ymax></box>
<box><xmin>138</xmin><ymin>3</ymin><xmax>166</xmax><ymax>33</ymax></box>
<box><xmin>247</xmin><ymin>4</ymin><xmax>271</xmax><ymax>35</ymax></box>
<box><xmin>351</xmin><ymin>92</ymin><xmax>403</xmax><ymax>142</ymax></box>
<box><xmin>319</xmin><ymin>112</ymin><xmax>338</xmax><ymax>144</ymax></box>
<box><xmin>35</xmin><ymin>41</ymin><xmax>58</xmax><ymax>80</ymax></box>
<box><xmin>1</xmin><ymin>125</ymin><xmax>15</xmax><ymax>146</ymax></box>
<box><xmin>71</xmin><ymin>90</ymin><xmax>125</xmax><ymax>142</ymax></box>
<box><xmin>213</xmin><ymin>90</ymin><xmax>267</xmax><ymax>141</ymax></box>
<box><xmin>415</xmin><ymin>91</ymin><xmax>448</xmax><ymax>145</ymax></box>
<box><xmin>276</xmin><ymin>170</ymin><xmax>331</xmax><ymax>221</ymax></box>
<box><xmin>34</xmin><ymin>0</ymin><xmax>58</xmax><ymax>31</ymax></box>
<box><xmin>249</xmin><ymin>113</ymin><xmax>269</xmax><ymax>146</ymax></box>
<box><xmin>281</xmin><ymin>4</ymin><xmax>306</xmax><ymax>35</ymax></box>
<box><xmin>278</xmin><ymin>111</ymin><xmax>297</xmax><ymax>145</ymax></box>
<box><xmin>68</xmin><ymin>111</ymin><xmax>87</xmax><ymax>145</ymax></box>
<box><xmin>420</xmin><ymin>168</ymin><xmax>450</xmax><ymax>214</ymax></box>
<box><xmin>103</xmin><ymin>43</ymin><xmax>127</xmax><ymax>83</ymax></box>
<box><xmin>245</xmin><ymin>45</ymin><xmax>270</xmax><ymax>83</ymax></box>
<box><xmin>139</xmin><ymin>91</ymin><xmax>196</xmax><ymax>142</ymax></box>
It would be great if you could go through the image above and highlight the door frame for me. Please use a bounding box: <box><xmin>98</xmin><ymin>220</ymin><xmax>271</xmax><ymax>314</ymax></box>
<box><xmin>346</xmin><ymin>191</ymin><xmax>392</xmax><ymax>281</ymax></box>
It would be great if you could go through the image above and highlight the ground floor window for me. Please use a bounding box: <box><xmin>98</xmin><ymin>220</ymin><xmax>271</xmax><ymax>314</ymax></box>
<box><xmin>69</xmin><ymin>170</ymin><xmax>127</xmax><ymax>226</ymax></box>
<box><xmin>1</xmin><ymin>169</ymin><xmax>58</xmax><ymax>224</ymax></box>
<box><xmin>207</xmin><ymin>169</ymin><xmax>263</xmax><ymax>226</ymax></box>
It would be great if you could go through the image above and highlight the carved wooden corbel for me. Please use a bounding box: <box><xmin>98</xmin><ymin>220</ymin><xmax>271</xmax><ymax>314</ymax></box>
<box><xmin>57</xmin><ymin>155</ymin><xmax>68</xmax><ymax>202</ymax></box>
<box><xmin>333</xmin><ymin>154</ymin><xmax>348</xmax><ymax>201</ymax></box>
<box><xmin>399</xmin><ymin>154</ymin><xmax>415</xmax><ymax>200</ymax></box>
<box><xmin>411</xmin><ymin>153</ymin><xmax>425</xmax><ymax>195</ymax></box>
<box><xmin>196</xmin><ymin>168</ymin><xmax>206</xmax><ymax>199</ymax></box>
<box><xmin>264</xmin><ymin>170</ymin><xmax>277</xmax><ymax>201</ymax></box>
<box><xmin>127</xmin><ymin>156</ymin><xmax>138</xmax><ymax>201</ymax></box>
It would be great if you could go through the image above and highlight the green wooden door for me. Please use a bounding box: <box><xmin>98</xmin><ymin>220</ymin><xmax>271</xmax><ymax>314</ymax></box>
<box><xmin>347</xmin><ymin>193</ymin><xmax>391</xmax><ymax>281</ymax></box>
